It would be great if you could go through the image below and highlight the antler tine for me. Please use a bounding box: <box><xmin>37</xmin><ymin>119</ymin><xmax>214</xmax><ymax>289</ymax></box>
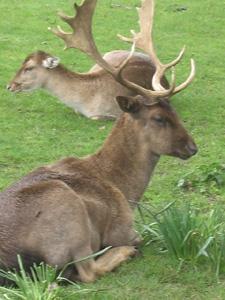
<box><xmin>173</xmin><ymin>59</ymin><xmax>196</xmax><ymax>95</ymax></box>
<box><xmin>51</xmin><ymin>0</ymin><xmax>117</xmax><ymax>75</ymax></box>
<box><xmin>116</xmin><ymin>49</ymin><xmax>177</xmax><ymax>99</ymax></box>
<box><xmin>117</xmin><ymin>0</ymin><xmax>158</xmax><ymax>66</ymax></box>
<box><xmin>118</xmin><ymin>0</ymin><xmax>195</xmax><ymax>95</ymax></box>
<box><xmin>151</xmin><ymin>46</ymin><xmax>186</xmax><ymax>91</ymax></box>
<box><xmin>57</xmin><ymin>12</ymin><xmax>75</xmax><ymax>28</ymax></box>
<box><xmin>117</xmin><ymin>0</ymin><xmax>176</xmax><ymax>93</ymax></box>
<box><xmin>108</xmin><ymin>42</ymin><xmax>178</xmax><ymax>100</ymax></box>
<box><xmin>165</xmin><ymin>46</ymin><xmax>186</xmax><ymax>69</ymax></box>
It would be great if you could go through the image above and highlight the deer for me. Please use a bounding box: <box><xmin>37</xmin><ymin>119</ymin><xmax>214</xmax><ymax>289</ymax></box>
<box><xmin>6</xmin><ymin>4</ymin><xmax>170</xmax><ymax>120</ymax></box>
<box><xmin>0</xmin><ymin>0</ymin><xmax>197</xmax><ymax>284</ymax></box>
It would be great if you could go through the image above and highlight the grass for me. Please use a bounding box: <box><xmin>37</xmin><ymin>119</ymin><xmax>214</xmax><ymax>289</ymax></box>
<box><xmin>139</xmin><ymin>202</ymin><xmax>225</xmax><ymax>278</ymax></box>
<box><xmin>0</xmin><ymin>0</ymin><xmax>225</xmax><ymax>299</ymax></box>
<box><xmin>0</xmin><ymin>249</ymin><xmax>111</xmax><ymax>299</ymax></box>
<box><xmin>0</xmin><ymin>257</ymin><xmax>61</xmax><ymax>300</ymax></box>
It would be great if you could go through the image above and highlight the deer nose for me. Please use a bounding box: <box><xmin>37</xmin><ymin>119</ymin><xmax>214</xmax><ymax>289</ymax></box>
<box><xmin>6</xmin><ymin>82</ymin><xmax>19</xmax><ymax>92</ymax></box>
<box><xmin>185</xmin><ymin>141</ymin><xmax>198</xmax><ymax>156</ymax></box>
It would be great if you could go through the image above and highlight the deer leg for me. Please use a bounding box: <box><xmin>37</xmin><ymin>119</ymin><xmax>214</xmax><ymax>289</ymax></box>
<box><xmin>72</xmin><ymin>246</ymin><xmax>137</xmax><ymax>283</ymax></box>
<box><xmin>94</xmin><ymin>246</ymin><xmax>137</xmax><ymax>275</ymax></box>
<box><xmin>75</xmin><ymin>259</ymin><xmax>97</xmax><ymax>283</ymax></box>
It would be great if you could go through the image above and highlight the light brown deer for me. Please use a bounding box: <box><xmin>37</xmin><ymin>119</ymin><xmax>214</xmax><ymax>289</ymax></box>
<box><xmin>0</xmin><ymin>0</ymin><xmax>197</xmax><ymax>284</ymax></box>
<box><xmin>6</xmin><ymin>4</ymin><xmax>171</xmax><ymax>120</ymax></box>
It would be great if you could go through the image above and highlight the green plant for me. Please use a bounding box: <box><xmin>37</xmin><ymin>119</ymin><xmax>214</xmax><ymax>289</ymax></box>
<box><xmin>139</xmin><ymin>202</ymin><xmax>225</xmax><ymax>279</ymax></box>
<box><xmin>139</xmin><ymin>203</ymin><xmax>205</xmax><ymax>262</ymax></box>
<box><xmin>202</xmin><ymin>209</ymin><xmax>225</xmax><ymax>279</ymax></box>
<box><xmin>177</xmin><ymin>163</ymin><xmax>225</xmax><ymax>195</ymax></box>
<box><xmin>0</xmin><ymin>256</ymin><xmax>60</xmax><ymax>300</ymax></box>
<box><xmin>0</xmin><ymin>248</ymin><xmax>110</xmax><ymax>300</ymax></box>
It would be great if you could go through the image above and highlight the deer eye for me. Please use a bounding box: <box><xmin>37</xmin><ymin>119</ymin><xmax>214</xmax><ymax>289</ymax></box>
<box><xmin>24</xmin><ymin>66</ymin><xmax>34</xmax><ymax>72</ymax></box>
<box><xmin>152</xmin><ymin>115</ymin><xmax>166</xmax><ymax>126</ymax></box>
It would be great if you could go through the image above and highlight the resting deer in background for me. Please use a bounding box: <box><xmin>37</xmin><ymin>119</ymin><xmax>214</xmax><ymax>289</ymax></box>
<box><xmin>0</xmin><ymin>0</ymin><xmax>197</xmax><ymax>284</ymax></box>
<box><xmin>7</xmin><ymin>3</ymin><xmax>171</xmax><ymax>120</ymax></box>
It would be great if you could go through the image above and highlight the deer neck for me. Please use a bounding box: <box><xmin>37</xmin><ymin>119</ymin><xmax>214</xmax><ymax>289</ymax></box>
<box><xmin>42</xmin><ymin>65</ymin><xmax>101</xmax><ymax>111</ymax></box>
<box><xmin>94</xmin><ymin>114</ymin><xmax>160</xmax><ymax>206</ymax></box>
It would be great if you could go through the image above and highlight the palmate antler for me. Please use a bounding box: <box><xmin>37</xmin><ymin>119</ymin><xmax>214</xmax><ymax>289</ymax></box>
<box><xmin>118</xmin><ymin>0</ymin><xmax>195</xmax><ymax>95</ymax></box>
<box><xmin>50</xmin><ymin>0</ymin><xmax>195</xmax><ymax>102</ymax></box>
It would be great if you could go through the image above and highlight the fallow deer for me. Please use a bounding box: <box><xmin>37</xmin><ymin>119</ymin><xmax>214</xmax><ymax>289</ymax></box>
<box><xmin>0</xmin><ymin>0</ymin><xmax>197</xmax><ymax>284</ymax></box>
<box><xmin>7</xmin><ymin>4</ymin><xmax>170</xmax><ymax>120</ymax></box>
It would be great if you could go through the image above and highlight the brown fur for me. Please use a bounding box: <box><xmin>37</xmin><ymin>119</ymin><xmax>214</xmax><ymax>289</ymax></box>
<box><xmin>0</xmin><ymin>99</ymin><xmax>197</xmax><ymax>283</ymax></box>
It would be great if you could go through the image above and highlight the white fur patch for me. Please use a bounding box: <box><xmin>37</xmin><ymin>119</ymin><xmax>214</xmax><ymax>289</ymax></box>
<box><xmin>42</xmin><ymin>57</ymin><xmax>60</xmax><ymax>69</ymax></box>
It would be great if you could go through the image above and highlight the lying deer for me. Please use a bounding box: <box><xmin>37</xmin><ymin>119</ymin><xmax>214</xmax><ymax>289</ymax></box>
<box><xmin>6</xmin><ymin>5</ymin><xmax>169</xmax><ymax>120</ymax></box>
<box><xmin>0</xmin><ymin>0</ymin><xmax>197</xmax><ymax>284</ymax></box>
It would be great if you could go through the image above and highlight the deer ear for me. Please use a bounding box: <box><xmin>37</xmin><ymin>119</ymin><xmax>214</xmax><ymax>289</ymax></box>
<box><xmin>116</xmin><ymin>96</ymin><xmax>142</xmax><ymax>113</ymax></box>
<box><xmin>42</xmin><ymin>57</ymin><xmax>60</xmax><ymax>69</ymax></box>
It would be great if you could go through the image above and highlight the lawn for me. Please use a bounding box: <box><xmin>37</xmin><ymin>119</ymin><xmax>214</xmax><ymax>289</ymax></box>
<box><xmin>0</xmin><ymin>0</ymin><xmax>225</xmax><ymax>299</ymax></box>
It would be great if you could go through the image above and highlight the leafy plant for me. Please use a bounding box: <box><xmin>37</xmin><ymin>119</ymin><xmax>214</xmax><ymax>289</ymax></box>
<box><xmin>177</xmin><ymin>163</ymin><xmax>225</xmax><ymax>195</ymax></box>
<box><xmin>138</xmin><ymin>202</ymin><xmax>225</xmax><ymax>279</ymax></box>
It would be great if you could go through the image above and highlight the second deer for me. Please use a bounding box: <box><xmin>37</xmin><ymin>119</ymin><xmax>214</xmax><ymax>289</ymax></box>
<box><xmin>7</xmin><ymin>2</ymin><xmax>174</xmax><ymax>120</ymax></box>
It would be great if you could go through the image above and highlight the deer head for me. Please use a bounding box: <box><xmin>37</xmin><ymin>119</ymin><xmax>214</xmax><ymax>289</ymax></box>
<box><xmin>7</xmin><ymin>51</ymin><xmax>60</xmax><ymax>92</ymax></box>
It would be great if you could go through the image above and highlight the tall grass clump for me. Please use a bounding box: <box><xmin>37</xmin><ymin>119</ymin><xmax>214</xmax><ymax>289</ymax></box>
<box><xmin>0</xmin><ymin>256</ymin><xmax>60</xmax><ymax>300</ymax></box>
<box><xmin>139</xmin><ymin>202</ymin><xmax>225</xmax><ymax>279</ymax></box>
<box><xmin>0</xmin><ymin>249</ymin><xmax>110</xmax><ymax>300</ymax></box>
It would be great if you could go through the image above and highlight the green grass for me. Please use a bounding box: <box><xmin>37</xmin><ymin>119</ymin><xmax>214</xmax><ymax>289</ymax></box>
<box><xmin>0</xmin><ymin>249</ymin><xmax>111</xmax><ymax>299</ymax></box>
<box><xmin>0</xmin><ymin>0</ymin><xmax>225</xmax><ymax>299</ymax></box>
<box><xmin>0</xmin><ymin>257</ymin><xmax>62</xmax><ymax>300</ymax></box>
<box><xmin>139</xmin><ymin>202</ymin><xmax>225</xmax><ymax>277</ymax></box>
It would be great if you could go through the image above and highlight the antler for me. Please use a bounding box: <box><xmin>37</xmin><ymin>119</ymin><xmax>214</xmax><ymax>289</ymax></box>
<box><xmin>50</xmin><ymin>0</ymin><xmax>114</xmax><ymax>74</ymax></box>
<box><xmin>118</xmin><ymin>0</ymin><xmax>195</xmax><ymax>95</ymax></box>
<box><xmin>50</xmin><ymin>0</ymin><xmax>188</xmax><ymax>101</ymax></box>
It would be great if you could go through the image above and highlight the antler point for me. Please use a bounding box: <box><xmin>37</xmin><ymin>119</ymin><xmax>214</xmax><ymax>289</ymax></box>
<box><xmin>182</xmin><ymin>45</ymin><xmax>186</xmax><ymax>52</ymax></box>
<box><xmin>190</xmin><ymin>58</ymin><xmax>196</xmax><ymax>69</ymax></box>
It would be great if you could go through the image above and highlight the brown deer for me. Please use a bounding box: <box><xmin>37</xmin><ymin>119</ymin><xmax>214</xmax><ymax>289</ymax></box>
<box><xmin>6</xmin><ymin>4</ymin><xmax>171</xmax><ymax>120</ymax></box>
<box><xmin>0</xmin><ymin>0</ymin><xmax>197</xmax><ymax>284</ymax></box>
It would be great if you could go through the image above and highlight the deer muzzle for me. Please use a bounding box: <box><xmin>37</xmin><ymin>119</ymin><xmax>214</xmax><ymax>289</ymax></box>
<box><xmin>177</xmin><ymin>139</ymin><xmax>198</xmax><ymax>160</ymax></box>
<box><xmin>6</xmin><ymin>82</ymin><xmax>21</xmax><ymax>92</ymax></box>
<box><xmin>185</xmin><ymin>141</ymin><xmax>198</xmax><ymax>156</ymax></box>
